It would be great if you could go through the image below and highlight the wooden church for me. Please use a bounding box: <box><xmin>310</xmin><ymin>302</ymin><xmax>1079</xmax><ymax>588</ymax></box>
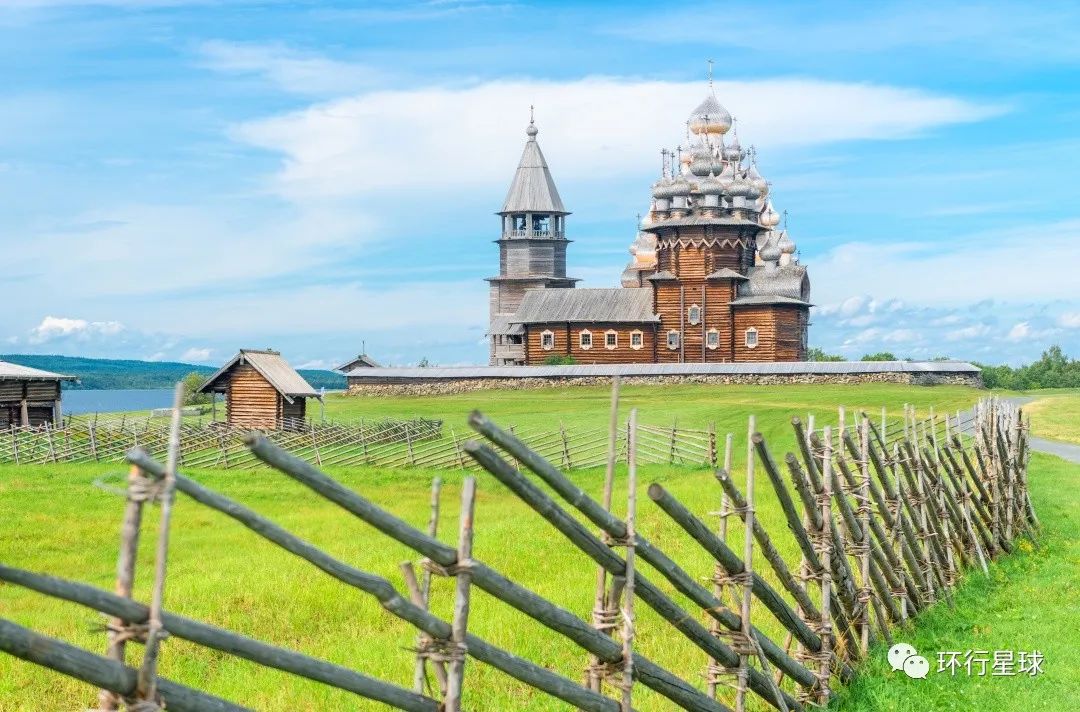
<box><xmin>488</xmin><ymin>82</ymin><xmax>810</xmax><ymax>366</ymax></box>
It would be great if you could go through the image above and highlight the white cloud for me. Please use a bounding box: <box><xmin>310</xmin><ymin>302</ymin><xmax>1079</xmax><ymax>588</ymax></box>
<box><xmin>198</xmin><ymin>41</ymin><xmax>385</xmax><ymax>96</ymax></box>
<box><xmin>1007</xmin><ymin>322</ymin><xmax>1031</xmax><ymax>341</ymax></box>
<box><xmin>945</xmin><ymin>324</ymin><xmax>990</xmax><ymax>341</ymax></box>
<box><xmin>812</xmin><ymin>221</ymin><xmax>1080</xmax><ymax>305</ymax></box>
<box><xmin>27</xmin><ymin>316</ymin><xmax>124</xmax><ymax>344</ymax></box>
<box><xmin>233</xmin><ymin>77</ymin><xmax>1002</xmax><ymax>201</ymax></box>
<box><xmin>1059</xmin><ymin>312</ymin><xmax>1080</xmax><ymax>328</ymax></box>
<box><xmin>180</xmin><ymin>347</ymin><xmax>213</xmax><ymax>362</ymax></box>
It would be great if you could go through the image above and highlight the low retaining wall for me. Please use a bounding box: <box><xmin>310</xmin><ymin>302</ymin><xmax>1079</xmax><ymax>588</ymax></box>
<box><xmin>346</xmin><ymin>363</ymin><xmax>983</xmax><ymax>397</ymax></box>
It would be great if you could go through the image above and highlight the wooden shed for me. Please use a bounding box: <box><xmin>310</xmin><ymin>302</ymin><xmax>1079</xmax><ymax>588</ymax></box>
<box><xmin>0</xmin><ymin>361</ymin><xmax>75</xmax><ymax>428</ymax></box>
<box><xmin>198</xmin><ymin>350</ymin><xmax>319</xmax><ymax>430</ymax></box>
<box><xmin>335</xmin><ymin>353</ymin><xmax>381</xmax><ymax>373</ymax></box>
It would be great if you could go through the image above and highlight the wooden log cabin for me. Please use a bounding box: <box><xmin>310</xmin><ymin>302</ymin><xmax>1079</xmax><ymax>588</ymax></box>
<box><xmin>198</xmin><ymin>349</ymin><xmax>320</xmax><ymax>430</ymax></box>
<box><xmin>490</xmin><ymin>80</ymin><xmax>811</xmax><ymax>365</ymax></box>
<box><xmin>0</xmin><ymin>361</ymin><xmax>74</xmax><ymax>428</ymax></box>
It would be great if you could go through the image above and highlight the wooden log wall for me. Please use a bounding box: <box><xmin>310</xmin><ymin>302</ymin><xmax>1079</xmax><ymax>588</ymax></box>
<box><xmin>524</xmin><ymin>323</ymin><xmax>657</xmax><ymax>365</ymax></box>
<box><xmin>225</xmin><ymin>365</ymin><xmax>284</xmax><ymax>430</ymax></box>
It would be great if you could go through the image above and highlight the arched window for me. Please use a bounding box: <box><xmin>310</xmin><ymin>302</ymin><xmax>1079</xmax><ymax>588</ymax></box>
<box><xmin>667</xmin><ymin>330</ymin><xmax>680</xmax><ymax>350</ymax></box>
<box><xmin>630</xmin><ymin>330</ymin><xmax>644</xmax><ymax>350</ymax></box>
<box><xmin>604</xmin><ymin>330</ymin><xmax>618</xmax><ymax>349</ymax></box>
<box><xmin>706</xmin><ymin>329</ymin><xmax>720</xmax><ymax>350</ymax></box>
<box><xmin>540</xmin><ymin>329</ymin><xmax>555</xmax><ymax>351</ymax></box>
<box><xmin>579</xmin><ymin>330</ymin><xmax>593</xmax><ymax>350</ymax></box>
<box><xmin>688</xmin><ymin>304</ymin><xmax>701</xmax><ymax>326</ymax></box>
<box><xmin>744</xmin><ymin>327</ymin><xmax>759</xmax><ymax>349</ymax></box>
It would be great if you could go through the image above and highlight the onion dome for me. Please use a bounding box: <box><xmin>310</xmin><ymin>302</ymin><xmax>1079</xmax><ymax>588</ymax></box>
<box><xmin>670</xmin><ymin>173</ymin><xmax>691</xmax><ymax>197</ymax></box>
<box><xmin>747</xmin><ymin>163</ymin><xmax>768</xmax><ymax>195</ymax></box>
<box><xmin>526</xmin><ymin>122</ymin><xmax>538</xmax><ymax>138</ymax></box>
<box><xmin>778</xmin><ymin>230</ymin><xmax>796</xmax><ymax>255</ymax></box>
<box><xmin>717</xmin><ymin>162</ymin><xmax>735</xmax><ymax>191</ymax></box>
<box><xmin>759</xmin><ymin>200</ymin><xmax>781</xmax><ymax>227</ymax></box>
<box><xmin>699</xmin><ymin>172</ymin><xmax>724</xmax><ymax>195</ymax></box>
<box><xmin>689</xmin><ymin>142</ymin><xmax>713</xmax><ymax>177</ymax></box>
<box><xmin>651</xmin><ymin>176</ymin><xmax>676</xmax><ymax>199</ymax></box>
<box><xmin>727</xmin><ymin>173</ymin><xmax>750</xmax><ymax>197</ymax></box>
<box><xmin>722</xmin><ymin>135</ymin><xmax>743</xmax><ymax>162</ymax></box>
<box><xmin>760</xmin><ymin>240</ymin><xmax>782</xmax><ymax>263</ymax></box>
<box><xmin>688</xmin><ymin>93</ymin><xmax>733</xmax><ymax>135</ymax></box>
<box><xmin>744</xmin><ymin>175</ymin><xmax>761</xmax><ymax>201</ymax></box>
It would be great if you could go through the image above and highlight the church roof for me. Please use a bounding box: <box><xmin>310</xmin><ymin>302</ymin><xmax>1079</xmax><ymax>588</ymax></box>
<box><xmin>741</xmin><ymin>263</ymin><xmax>808</xmax><ymax>301</ymax></box>
<box><xmin>510</xmin><ymin>288</ymin><xmax>659</xmax><ymax>324</ymax></box>
<box><xmin>730</xmin><ymin>295</ymin><xmax>812</xmax><ymax>307</ymax></box>
<box><xmin>500</xmin><ymin>121</ymin><xmax>568</xmax><ymax>215</ymax></box>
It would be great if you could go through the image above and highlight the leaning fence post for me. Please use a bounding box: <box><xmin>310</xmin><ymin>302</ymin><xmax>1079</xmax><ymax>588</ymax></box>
<box><xmin>134</xmin><ymin>381</ymin><xmax>184</xmax><ymax>706</ymax></box>
<box><xmin>620</xmin><ymin>408</ymin><xmax>638</xmax><ymax>712</ymax></box>
<box><xmin>96</xmin><ymin>463</ymin><xmax>150</xmax><ymax>711</ymax></box>
<box><xmin>587</xmin><ymin>378</ymin><xmax>621</xmax><ymax>697</ymax></box>
<box><xmin>412</xmin><ymin>477</ymin><xmax>444</xmax><ymax>694</ymax></box>
<box><xmin>444</xmin><ymin>477</ymin><xmax>476</xmax><ymax>711</ymax></box>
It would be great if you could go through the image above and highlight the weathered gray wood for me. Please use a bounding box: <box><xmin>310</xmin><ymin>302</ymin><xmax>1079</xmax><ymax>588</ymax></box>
<box><xmin>462</xmin><ymin>440</ymin><xmax>804</xmax><ymax>710</ymax></box>
<box><xmin>647</xmin><ymin>483</ymin><xmax>821</xmax><ymax>654</ymax></box>
<box><xmin>467</xmin><ymin>415</ymin><xmax>813</xmax><ymax>701</ymax></box>
<box><xmin>126</xmin><ymin>449</ymin><xmax>618</xmax><ymax>712</ymax></box>
<box><xmin>0</xmin><ymin>617</ymin><xmax>248</xmax><ymax>712</ymax></box>
<box><xmin>136</xmin><ymin>380</ymin><xmax>184</xmax><ymax>703</ymax></box>
<box><xmin>621</xmin><ymin>409</ymin><xmax>638</xmax><ymax>712</ymax></box>
<box><xmin>445</xmin><ymin>478</ymin><xmax>476</xmax><ymax>711</ymax></box>
<box><xmin>0</xmin><ymin>564</ymin><xmax>439</xmax><ymax>712</ymax></box>
<box><xmin>98</xmin><ymin>464</ymin><xmax>148</xmax><ymax>711</ymax></box>
<box><xmin>241</xmin><ymin>436</ymin><xmax>723</xmax><ymax>712</ymax></box>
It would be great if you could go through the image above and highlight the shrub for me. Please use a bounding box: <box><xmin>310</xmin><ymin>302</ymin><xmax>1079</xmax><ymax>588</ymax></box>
<box><xmin>543</xmin><ymin>355</ymin><xmax>577</xmax><ymax>365</ymax></box>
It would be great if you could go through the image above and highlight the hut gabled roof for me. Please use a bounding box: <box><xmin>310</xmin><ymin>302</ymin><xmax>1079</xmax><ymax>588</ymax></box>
<box><xmin>199</xmin><ymin>349</ymin><xmax>319</xmax><ymax>403</ymax></box>
<box><xmin>0</xmin><ymin>360</ymin><xmax>75</xmax><ymax>382</ymax></box>
<box><xmin>336</xmin><ymin>354</ymin><xmax>381</xmax><ymax>372</ymax></box>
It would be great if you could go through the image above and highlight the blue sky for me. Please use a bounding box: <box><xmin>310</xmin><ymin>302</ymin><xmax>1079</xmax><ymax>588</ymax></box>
<box><xmin>2</xmin><ymin>0</ymin><xmax>1079</xmax><ymax>368</ymax></box>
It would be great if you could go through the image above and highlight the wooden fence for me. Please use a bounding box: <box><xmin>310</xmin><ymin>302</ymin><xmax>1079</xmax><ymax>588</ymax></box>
<box><xmin>0</xmin><ymin>415</ymin><xmax>717</xmax><ymax>472</ymax></box>
<box><xmin>0</xmin><ymin>383</ymin><xmax>1037</xmax><ymax>711</ymax></box>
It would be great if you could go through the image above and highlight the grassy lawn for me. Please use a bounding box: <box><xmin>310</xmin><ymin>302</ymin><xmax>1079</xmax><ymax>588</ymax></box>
<box><xmin>1</xmin><ymin>383</ymin><xmax>1073</xmax><ymax>710</ymax></box>
<box><xmin>834</xmin><ymin>452</ymin><xmax>1079</xmax><ymax>711</ymax></box>
<box><xmin>1023</xmin><ymin>389</ymin><xmax>1080</xmax><ymax>444</ymax></box>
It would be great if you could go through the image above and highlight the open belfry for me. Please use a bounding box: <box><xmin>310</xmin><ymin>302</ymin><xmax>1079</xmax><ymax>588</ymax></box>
<box><xmin>488</xmin><ymin>76</ymin><xmax>810</xmax><ymax>365</ymax></box>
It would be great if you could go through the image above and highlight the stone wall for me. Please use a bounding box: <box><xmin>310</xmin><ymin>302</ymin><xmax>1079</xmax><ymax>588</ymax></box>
<box><xmin>347</xmin><ymin>370</ymin><xmax>983</xmax><ymax>397</ymax></box>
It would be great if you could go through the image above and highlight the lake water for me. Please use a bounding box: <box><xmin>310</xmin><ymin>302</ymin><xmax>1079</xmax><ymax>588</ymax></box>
<box><xmin>63</xmin><ymin>389</ymin><xmax>176</xmax><ymax>415</ymax></box>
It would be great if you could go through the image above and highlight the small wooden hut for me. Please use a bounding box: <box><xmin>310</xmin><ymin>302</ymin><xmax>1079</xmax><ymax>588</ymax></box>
<box><xmin>0</xmin><ymin>361</ymin><xmax>75</xmax><ymax>428</ymax></box>
<box><xmin>198</xmin><ymin>349</ymin><xmax>319</xmax><ymax>430</ymax></box>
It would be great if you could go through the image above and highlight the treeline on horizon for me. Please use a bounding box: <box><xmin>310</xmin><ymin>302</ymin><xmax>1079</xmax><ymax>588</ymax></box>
<box><xmin>0</xmin><ymin>354</ymin><xmax>346</xmax><ymax>391</ymax></box>
<box><xmin>809</xmin><ymin>345</ymin><xmax>1080</xmax><ymax>390</ymax></box>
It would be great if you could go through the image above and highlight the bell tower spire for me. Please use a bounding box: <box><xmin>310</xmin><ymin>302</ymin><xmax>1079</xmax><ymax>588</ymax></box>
<box><xmin>486</xmin><ymin>109</ymin><xmax>579</xmax><ymax>365</ymax></box>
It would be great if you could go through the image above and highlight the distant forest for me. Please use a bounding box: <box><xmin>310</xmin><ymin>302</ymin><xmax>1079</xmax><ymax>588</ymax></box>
<box><xmin>0</xmin><ymin>354</ymin><xmax>346</xmax><ymax>391</ymax></box>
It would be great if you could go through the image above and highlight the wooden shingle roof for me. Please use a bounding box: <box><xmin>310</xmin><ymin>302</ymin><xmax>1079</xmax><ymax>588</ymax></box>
<box><xmin>199</xmin><ymin>349</ymin><xmax>319</xmax><ymax>402</ymax></box>
<box><xmin>0</xmin><ymin>361</ymin><xmax>75</xmax><ymax>382</ymax></box>
<box><xmin>510</xmin><ymin>288</ymin><xmax>659</xmax><ymax>324</ymax></box>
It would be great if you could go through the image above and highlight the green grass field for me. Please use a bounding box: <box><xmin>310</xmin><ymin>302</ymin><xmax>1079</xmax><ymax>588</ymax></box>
<box><xmin>1</xmin><ymin>383</ymin><xmax>1076</xmax><ymax>710</ymax></box>
<box><xmin>1024</xmin><ymin>389</ymin><xmax>1080</xmax><ymax>444</ymax></box>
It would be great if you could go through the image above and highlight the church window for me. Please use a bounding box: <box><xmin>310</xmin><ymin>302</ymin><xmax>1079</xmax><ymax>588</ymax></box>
<box><xmin>605</xmin><ymin>330</ymin><xmax>618</xmax><ymax>349</ymax></box>
<box><xmin>745</xmin><ymin>327</ymin><xmax>759</xmax><ymax>349</ymax></box>
<box><xmin>706</xmin><ymin>329</ymin><xmax>720</xmax><ymax>350</ymax></box>
<box><xmin>579</xmin><ymin>330</ymin><xmax>593</xmax><ymax>350</ymax></box>
<box><xmin>541</xmin><ymin>330</ymin><xmax>554</xmax><ymax>350</ymax></box>
<box><xmin>667</xmin><ymin>330</ymin><xmax>680</xmax><ymax>350</ymax></box>
<box><xmin>688</xmin><ymin>304</ymin><xmax>701</xmax><ymax>325</ymax></box>
<box><xmin>630</xmin><ymin>330</ymin><xmax>644</xmax><ymax>350</ymax></box>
